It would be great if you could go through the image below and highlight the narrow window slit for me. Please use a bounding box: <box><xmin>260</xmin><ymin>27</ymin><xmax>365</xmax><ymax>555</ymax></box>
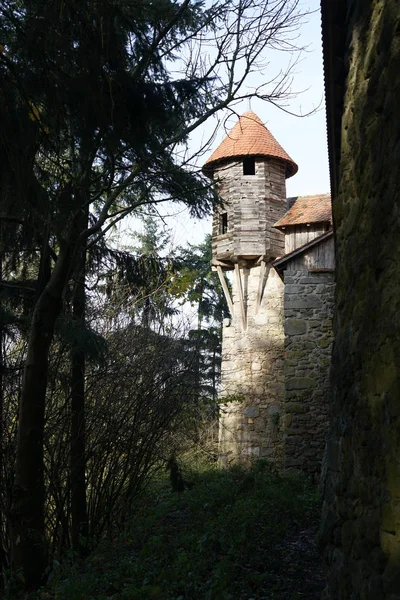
<box><xmin>243</xmin><ymin>157</ymin><xmax>255</xmax><ymax>175</ymax></box>
<box><xmin>221</xmin><ymin>212</ymin><xmax>228</xmax><ymax>234</ymax></box>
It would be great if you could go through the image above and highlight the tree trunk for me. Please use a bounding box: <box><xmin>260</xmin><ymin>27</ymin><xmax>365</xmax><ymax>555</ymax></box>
<box><xmin>10</xmin><ymin>246</ymin><xmax>72</xmax><ymax>590</ymax></box>
<box><xmin>0</xmin><ymin>252</ymin><xmax>5</xmax><ymax>593</ymax></box>
<box><xmin>70</xmin><ymin>242</ymin><xmax>88</xmax><ymax>555</ymax></box>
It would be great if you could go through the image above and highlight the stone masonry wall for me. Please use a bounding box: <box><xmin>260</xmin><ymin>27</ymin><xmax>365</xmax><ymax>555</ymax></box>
<box><xmin>283</xmin><ymin>270</ymin><xmax>335</xmax><ymax>477</ymax></box>
<box><xmin>218</xmin><ymin>265</ymin><xmax>285</xmax><ymax>466</ymax></box>
<box><xmin>320</xmin><ymin>1</ymin><xmax>400</xmax><ymax>598</ymax></box>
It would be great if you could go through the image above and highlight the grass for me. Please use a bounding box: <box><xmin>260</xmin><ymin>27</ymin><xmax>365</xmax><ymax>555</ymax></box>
<box><xmin>24</xmin><ymin>461</ymin><xmax>324</xmax><ymax>600</ymax></box>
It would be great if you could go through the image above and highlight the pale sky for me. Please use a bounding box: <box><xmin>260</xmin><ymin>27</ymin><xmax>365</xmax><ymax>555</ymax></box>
<box><xmin>165</xmin><ymin>0</ymin><xmax>330</xmax><ymax>249</ymax></box>
<box><xmin>120</xmin><ymin>0</ymin><xmax>329</xmax><ymax>251</ymax></box>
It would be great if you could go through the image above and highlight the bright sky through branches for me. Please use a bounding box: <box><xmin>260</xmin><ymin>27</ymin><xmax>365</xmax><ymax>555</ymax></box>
<box><xmin>164</xmin><ymin>0</ymin><xmax>329</xmax><ymax>247</ymax></box>
<box><xmin>114</xmin><ymin>0</ymin><xmax>329</xmax><ymax>252</ymax></box>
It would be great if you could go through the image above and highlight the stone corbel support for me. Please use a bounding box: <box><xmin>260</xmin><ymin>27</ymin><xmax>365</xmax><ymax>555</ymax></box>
<box><xmin>216</xmin><ymin>265</ymin><xmax>234</xmax><ymax>317</ymax></box>
<box><xmin>234</xmin><ymin>263</ymin><xmax>247</xmax><ymax>331</ymax></box>
<box><xmin>255</xmin><ymin>259</ymin><xmax>269</xmax><ymax>314</ymax></box>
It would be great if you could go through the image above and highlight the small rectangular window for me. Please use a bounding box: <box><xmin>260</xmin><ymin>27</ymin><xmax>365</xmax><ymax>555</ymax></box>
<box><xmin>220</xmin><ymin>212</ymin><xmax>228</xmax><ymax>234</ymax></box>
<box><xmin>243</xmin><ymin>157</ymin><xmax>255</xmax><ymax>175</ymax></box>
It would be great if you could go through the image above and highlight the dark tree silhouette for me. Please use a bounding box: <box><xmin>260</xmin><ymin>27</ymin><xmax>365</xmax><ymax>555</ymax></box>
<box><xmin>0</xmin><ymin>0</ymin><xmax>305</xmax><ymax>588</ymax></box>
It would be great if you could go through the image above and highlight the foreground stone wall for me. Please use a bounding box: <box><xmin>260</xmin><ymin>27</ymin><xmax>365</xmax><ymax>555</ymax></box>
<box><xmin>283</xmin><ymin>270</ymin><xmax>334</xmax><ymax>477</ymax></box>
<box><xmin>219</xmin><ymin>265</ymin><xmax>285</xmax><ymax>466</ymax></box>
<box><xmin>320</xmin><ymin>1</ymin><xmax>400</xmax><ymax>597</ymax></box>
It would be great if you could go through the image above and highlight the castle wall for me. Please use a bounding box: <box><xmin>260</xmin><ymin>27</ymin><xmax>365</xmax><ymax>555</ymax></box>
<box><xmin>283</xmin><ymin>269</ymin><xmax>335</xmax><ymax>477</ymax></box>
<box><xmin>218</xmin><ymin>264</ymin><xmax>285</xmax><ymax>466</ymax></box>
<box><xmin>320</xmin><ymin>0</ymin><xmax>400</xmax><ymax>597</ymax></box>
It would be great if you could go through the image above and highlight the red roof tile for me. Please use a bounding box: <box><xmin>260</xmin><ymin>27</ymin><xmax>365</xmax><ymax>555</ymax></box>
<box><xmin>274</xmin><ymin>194</ymin><xmax>332</xmax><ymax>228</ymax></box>
<box><xmin>202</xmin><ymin>111</ymin><xmax>298</xmax><ymax>178</ymax></box>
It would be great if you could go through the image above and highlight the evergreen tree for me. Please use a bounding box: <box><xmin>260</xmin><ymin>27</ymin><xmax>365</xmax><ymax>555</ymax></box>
<box><xmin>173</xmin><ymin>234</ymin><xmax>229</xmax><ymax>405</ymax></box>
<box><xmin>70</xmin><ymin>215</ymin><xmax>89</xmax><ymax>556</ymax></box>
<box><xmin>175</xmin><ymin>234</ymin><xmax>228</xmax><ymax>329</ymax></box>
<box><xmin>0</xmin><ymin>0</ymin><xmax>305</xmax><ymax>588</ymax></box>
<box><xmin>130</xmin><ymin>216</ymin><xmax>177</xmax><ymax>329</ymax></box>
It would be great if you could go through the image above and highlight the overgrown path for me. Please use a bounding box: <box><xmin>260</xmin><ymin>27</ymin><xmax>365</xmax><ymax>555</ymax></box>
<box><xmin>28</xmin><ymin>463</ymin><xmax>325</xmax><ymax>599</ymax></box>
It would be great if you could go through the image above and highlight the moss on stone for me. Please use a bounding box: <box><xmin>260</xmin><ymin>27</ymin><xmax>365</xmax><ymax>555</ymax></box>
<box><xmin>286</xmin><ymin>377</ymin><xmax>317</xmax><ymax>391</ymax></box>
<box><xmin>285</xmin><ymin>402</ymin><xmax>308</xmax><ymax>414</ymax></box>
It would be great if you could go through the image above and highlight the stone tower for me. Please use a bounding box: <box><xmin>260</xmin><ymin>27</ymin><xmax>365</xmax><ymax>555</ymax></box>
<box><xmin>202</xmin><ymin>111</ymin><xmax>298</xmax><ymax>466</ymax></box>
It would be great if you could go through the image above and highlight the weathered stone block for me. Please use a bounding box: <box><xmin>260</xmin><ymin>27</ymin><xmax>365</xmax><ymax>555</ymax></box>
<box><xmin>244</xmin><ymin>406</ymin><xmax>259</xmax><ymax>418</ymax></box>
<box><xmin>284</xmin><ymin>296</ymin><xmax>323</xmax><ymax>309</ymax></box>
<box><xmin>241</xmin><ymin>446</ymin><xmax>260</xmax><ymax>457</ymax></box>
<box><xmin>286</xmin><ymin>377</ymin><xmax>317</xmax><ymax>390</ymax></box>
<box><xmin>317</xmin><ymin>335</ymin><xmax>333</xmax><ymax>349</ymax></box>
<box><xmin>284</xmin><ymin>427</ymin><xmax>307</xmax><ymax>435</ymax></box>
<box><xmin>283</xmin><ymin>414</ymin><xmax>292</xmax><ymax>427</ymax></box>
<box><xmin>383</xmin><ymin>562</ymin><xmax>400</xmax><ymax>596</ymax></box>
<box><xmin>285</xmin><ymin>402</ymin><xmax>308</xmax><ymax>414</ymax></box>
<box><xmin>254</xmin><ymin>417</ymin><xmax>266</xmax><ymax>432</ymax></box>
<box><xmin>285</xmin><ymin>284</ymin><xmax>303</xmax><ymax>294</ymax></box>
<box><xmin>369</xmin><ymin>547</ymin><xmax>387</xmax><ymax>573</ymax></box>
<box><xmin>285</xmin><ymin>318</ymin><xmax>307</xmax><ymax>335</ymax></box>
<box><xmin>285</xmin><ymin>457</ymin><xmax>303</xmax><ymax>467</ymax></box>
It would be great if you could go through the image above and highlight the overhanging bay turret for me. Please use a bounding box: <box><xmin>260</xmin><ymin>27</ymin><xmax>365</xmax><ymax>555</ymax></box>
<box><xmin>203</xmin><ymin>112</ymin><xmax>297</xmax><ymax>268</ymax></box>
<box><xmin>203</xmin><ymin>112</ymin><xmax>298</xmax><ymax>466</ymax></box>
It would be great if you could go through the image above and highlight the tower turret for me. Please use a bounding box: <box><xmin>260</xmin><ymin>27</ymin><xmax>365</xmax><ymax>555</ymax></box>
<box><xmin>203</xmin><ymin>113</ymin><xmax>298</xmax><ymax>467</ymax></box>
<box><xmin>203</xmin><ymin>111</ymin><xmax>297</xmax><ymax>267</ymax></box>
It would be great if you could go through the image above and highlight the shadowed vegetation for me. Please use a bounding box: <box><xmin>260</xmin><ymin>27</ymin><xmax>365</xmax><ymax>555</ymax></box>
<box><xmin>16</xmin><ymin>461</ymin><xmax>324</xmax><ymax>600</ymax></box>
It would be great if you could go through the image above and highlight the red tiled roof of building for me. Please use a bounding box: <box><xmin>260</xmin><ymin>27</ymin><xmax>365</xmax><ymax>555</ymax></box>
<box><xmin>202</xmin><ymin>111</ymin><xmax>298</xmax><ymax>178</ymax></box>
<box><xmin>274</xmin><ymin>194</ymin><xmax>332</xmax><ymax>228</ymax></box>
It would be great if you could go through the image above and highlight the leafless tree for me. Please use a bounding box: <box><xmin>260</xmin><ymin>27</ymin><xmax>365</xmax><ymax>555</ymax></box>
<box><xmin>0</xmin><ymin>0</ymin><xmax>307</xmax><ymax>588</ymax></box>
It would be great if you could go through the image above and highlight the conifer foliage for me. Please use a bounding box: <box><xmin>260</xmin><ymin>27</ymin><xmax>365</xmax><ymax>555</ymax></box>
<box><xmin>0</xmin><ymin>0</ymin><xmax>304</xmax><ymax>590</ymax></box>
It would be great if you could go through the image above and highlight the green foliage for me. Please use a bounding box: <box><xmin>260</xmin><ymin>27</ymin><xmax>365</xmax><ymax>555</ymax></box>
<box><xmin>127</xmin><ymin>217</ymin><xmax>177</xmax><ymax>328</ymax></box>
<box><xmin>0</xmin><ymin>305</ymin><xmax>18</xmax><ymax>328</ymax></box>
<box><xmin>169</xmin><ymin>234</ymin><xmax>228</xmax><ymax>411</ymax></box>
<box><xmin>55</xmin><ymin>318</ymin><xmax>108</xmax><ymax>364</ymax></box>
<box><xmin>0</xmin><ymin>0</ymin><xmax>307</xmax><ymax>589</ymax></box>
<box><xmin>220</xmin><ymin>393</ymin><xmax>246</xmax><ymax>404</ymax></box>
<box><xmin>25</xmin><ymin>463</ymin><xmax>321</xmax><ymax>600</ymax></box>
<box><xmin>173</xmin><ymin>234</ymin><xmax>229</xmax><ymax>327</ymax></box>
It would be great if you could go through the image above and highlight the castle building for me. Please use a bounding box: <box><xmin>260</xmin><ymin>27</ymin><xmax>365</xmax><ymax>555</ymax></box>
<box><xmin>202</xmin><ymin>111</ymin><xmax>335</xmax><ymax>477</ymax></box>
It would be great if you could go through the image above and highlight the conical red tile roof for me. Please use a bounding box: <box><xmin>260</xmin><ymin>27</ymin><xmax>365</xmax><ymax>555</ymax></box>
<box><xmin>202</xmin><ymin>111</ymin><xmax>298</xmax><ymax>178</ymax></box>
